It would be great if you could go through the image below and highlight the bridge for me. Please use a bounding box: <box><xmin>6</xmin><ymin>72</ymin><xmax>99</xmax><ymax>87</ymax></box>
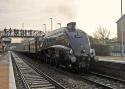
<box><xmin>0</xmin><ymin>28</ymin><xmax>45</xmax><ymax>38</ymax></box>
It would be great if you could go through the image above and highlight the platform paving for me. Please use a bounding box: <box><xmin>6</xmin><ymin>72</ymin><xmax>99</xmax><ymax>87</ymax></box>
<box><xmin>0</xmin><ymin>52</ymin><xmax>16</xmax><ymax>89</ymax></box>
<box><xmin>9</xmin><ymin>51</ymin><xmax>17</xmax><ymax>89</ymax></box>
<box><xmin>0</xmin><ymin>53</ymin><xmax>9</xmax><ymax>89</ymax></box>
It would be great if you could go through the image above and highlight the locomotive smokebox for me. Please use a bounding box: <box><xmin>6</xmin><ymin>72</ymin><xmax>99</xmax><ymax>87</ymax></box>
<box><xmin>67</xmin><ymin>22</ymin><xmax>76</xmax><ymax>31</ymax></box>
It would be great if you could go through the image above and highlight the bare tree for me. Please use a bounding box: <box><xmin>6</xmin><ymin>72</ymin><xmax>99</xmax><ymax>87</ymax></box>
<box><xmin>93</xmin><ymin>26</ymin><xmax>110</xmax><ymax>44</ymax></box>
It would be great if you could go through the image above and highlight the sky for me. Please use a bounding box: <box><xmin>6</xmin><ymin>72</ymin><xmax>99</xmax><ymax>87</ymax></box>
<box><xmin>0</xmin><ymin>0</ymin><xmax>125</xmax><ymax>42</ymax></box>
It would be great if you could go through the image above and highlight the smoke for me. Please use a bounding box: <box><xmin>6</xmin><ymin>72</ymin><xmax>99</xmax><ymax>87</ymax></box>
<box><xmin>0</xmin><ymin>0</ymin><xmax>77</xmax><ymax>30</ymax></box>
<box><xmin>44</xmin><ymin>0</ymin><xmax>77</xmax><ymax>20</ymax></box>
<box><xmin>57</xmin><ymin>5</ymin><xmax>77</xmax><ymax>18</ymax></box>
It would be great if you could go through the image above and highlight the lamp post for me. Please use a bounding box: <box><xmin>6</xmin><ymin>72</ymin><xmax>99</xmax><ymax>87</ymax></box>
<box><xmin>57</xmin><ymin>23</ymin><xmax>61</xmax><ymax>28</ymax></box>
<box><xmin>121</xmin><ymin>0</ymin><xmax>123</xmax><ymax>16</ymax></box>
<box><xmin>50</xmin><ymin>18</ymin><xmax>52</xmax><ymax>32</ymax></box>
<box><xmin>121</xmin><ymin>0</ymin><xmax>124</xmax><ymax>57</ymax></box>
<box><xmin>43</xmin><ymin>24</ymin><xmax>46</xmax><ymax>33</ymax></box>
<box><xmin>22</xmin><ymin>23</ymin><xmax>24</xmax><ymax>29</ymax></box>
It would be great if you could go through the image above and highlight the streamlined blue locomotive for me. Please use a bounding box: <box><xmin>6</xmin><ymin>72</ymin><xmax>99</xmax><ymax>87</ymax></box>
<box><xmin>17</xmin><ymin>22</ymin><xmax>95</xmax><ymax>72</ymax></box>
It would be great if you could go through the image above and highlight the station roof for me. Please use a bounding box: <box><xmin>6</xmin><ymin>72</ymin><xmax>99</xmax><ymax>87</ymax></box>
<box><xmin>116</xmin><ymin>14</ymin><xmax>125</xmax><ymax>23</ymax></box>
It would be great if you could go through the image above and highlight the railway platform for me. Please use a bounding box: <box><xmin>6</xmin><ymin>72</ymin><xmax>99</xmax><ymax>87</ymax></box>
<box><xmin>98</xmin><ymin>56</ymin><xmax>125</xmax><ymax>61</ymax></box>
<box><xmin>0</xmin><ymin>52</ymin><xmax>16</xmax><ymax>89</ymax></box>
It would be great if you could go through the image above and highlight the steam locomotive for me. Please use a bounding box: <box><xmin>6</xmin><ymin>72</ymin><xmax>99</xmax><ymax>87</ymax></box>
<box><xmin>17</xmin><ymin>22</ymin><xmax>95</xmax><ymax>72</ymax></box>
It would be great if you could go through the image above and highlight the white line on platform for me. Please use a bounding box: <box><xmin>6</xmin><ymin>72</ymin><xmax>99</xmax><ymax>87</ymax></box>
<box><xmin>9</xmin><ymin>51</ymin><xmax>17</xmax><ymax>89</ymax></box>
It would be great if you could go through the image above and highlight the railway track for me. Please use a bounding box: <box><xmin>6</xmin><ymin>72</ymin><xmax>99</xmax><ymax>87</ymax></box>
<box><xmin>80</xmin><ymin>73</ymin><xmax>125</xmax><ymax>89</ymax></box>
<box><xmin>79</xmin><ymin>69</ymin><xmax>125</xmax><ymax>89</ymax></box>
<box><xmin>90</xmin><ymin>71</ymin><xmax>125</xmax><ymax>83</ymax></box>
<box><xmin>34</xmin><ymin>61</ymin><xmax>125</xmax><ymax>89</ymax></box>
<box><xmin>15</xmin><ymin>53</ymin><xmax>125</xmax><ymax>89</ymax></box>
<box><xmin>38</xmin><ymin>63</ymin><xmax>125</xmax><ymax>89</ymax></box>
<box><xmin>11</xmin><ymin>52</ymin><xmax>66</xmax><ymax>89</ymax></box>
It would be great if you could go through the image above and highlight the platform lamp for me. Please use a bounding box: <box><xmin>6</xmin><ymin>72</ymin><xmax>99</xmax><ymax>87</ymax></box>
<box><xmin>50</xmin><ymin>18</ymin><xmax>53</xmax><ymax>32</ymax></box>
<box><xmin>57</xmin><ymin>23</ymin><xmax>61</xmax><ymax>28</ymax></box>
<box><xmin>22</xmin><ymin>23</ymin><xmax>24</xmax><ymax>30</ymax></box>
<box><xmin>43</xmin><ymin>24</ymin><xmax>46</xmax><ymax>33</ymax></box>
<box><xmin>121</xmin><ymin>0</ymin><xmax>124</xmax><ymax>57</ymax></box>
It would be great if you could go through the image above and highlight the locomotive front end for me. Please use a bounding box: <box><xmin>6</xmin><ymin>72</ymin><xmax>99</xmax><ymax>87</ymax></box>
<box><xmin>65</xmin><ymin>22</ymin><xmax>93</xmax><ymax>72</ymax></box>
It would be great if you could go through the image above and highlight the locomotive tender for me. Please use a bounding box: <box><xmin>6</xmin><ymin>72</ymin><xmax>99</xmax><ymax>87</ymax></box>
<box><xmin>21</xmin><ymin>22</ymin><xmax>95</xmax><ymax>72</ymax></box>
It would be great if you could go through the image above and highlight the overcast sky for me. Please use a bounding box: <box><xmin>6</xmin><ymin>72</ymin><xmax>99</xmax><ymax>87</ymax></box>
<box><xmin>0</xmin><ymin>0</ymin><xmax>125</xmax><ymax>39</ymax></box>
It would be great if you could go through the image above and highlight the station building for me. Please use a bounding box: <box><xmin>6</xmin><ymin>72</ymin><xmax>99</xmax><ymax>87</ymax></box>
<box><xmin>111</xmin><ymin>14</ymin><xmax>125</xmax><ymax>56</ymax></box>
<box><xmin>116</xmin><ymin>14</ymin><xmax>125</xmax><ymax>42</ymax></box>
